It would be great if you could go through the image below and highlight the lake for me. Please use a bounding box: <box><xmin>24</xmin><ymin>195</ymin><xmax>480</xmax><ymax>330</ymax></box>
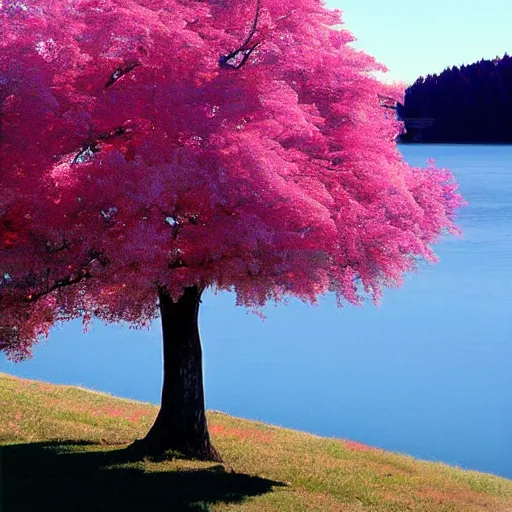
<box><xmin>2</xmin><ymin>144</ymin><xmax>511</xmax><ymax>479</ymax></box>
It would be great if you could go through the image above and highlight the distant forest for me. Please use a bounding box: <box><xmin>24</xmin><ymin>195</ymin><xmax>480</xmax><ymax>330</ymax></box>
<box><xmin>398</xmin><ymin>54</ymin><xmax>512</xmax><ymax>143</ymax></box>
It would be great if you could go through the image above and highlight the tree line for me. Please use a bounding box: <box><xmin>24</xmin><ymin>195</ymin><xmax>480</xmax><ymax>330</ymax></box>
<box><xmin>398</xmin><ymin>54</ymin><xmax>512</xmax><ymax>143</ymax></box>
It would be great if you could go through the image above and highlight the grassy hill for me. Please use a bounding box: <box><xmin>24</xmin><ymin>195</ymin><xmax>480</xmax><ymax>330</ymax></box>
<box><xmin>1</xmin><ymin>372</ymin><xmax>511</xmax><ymax>512</ymax></box>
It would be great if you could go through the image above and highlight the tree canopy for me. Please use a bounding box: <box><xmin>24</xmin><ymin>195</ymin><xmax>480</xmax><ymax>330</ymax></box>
<box><xmin>0</xmin><ymin>0</ymin><xmax>463</xmax><ymax>361</ymax></box>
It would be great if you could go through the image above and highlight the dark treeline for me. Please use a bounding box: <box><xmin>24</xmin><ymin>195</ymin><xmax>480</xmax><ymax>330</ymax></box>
<box><xmin>398</xmin><ymin>54</ymin><xmax>512</xmax><ymax>143</ymax></box>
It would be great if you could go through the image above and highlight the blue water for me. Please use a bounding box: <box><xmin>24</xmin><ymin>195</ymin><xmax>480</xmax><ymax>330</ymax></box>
<box><xmin>2</xmin><ymin>145</ymin><xmax>511</xmax><ymax>479</ymax></box>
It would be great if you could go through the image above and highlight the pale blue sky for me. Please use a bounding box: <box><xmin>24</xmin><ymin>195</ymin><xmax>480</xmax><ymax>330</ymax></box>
<box><xmin>326</xmin><ymin>0</ymin><xmax>511</xmax><ymax>84</ymax></box>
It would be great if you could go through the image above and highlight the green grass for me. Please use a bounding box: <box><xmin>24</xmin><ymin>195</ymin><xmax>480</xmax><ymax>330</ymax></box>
<box><xmin>1</xmin><ymin>372</ymin><xmax>511</xmax><ymax>512</ymax></box>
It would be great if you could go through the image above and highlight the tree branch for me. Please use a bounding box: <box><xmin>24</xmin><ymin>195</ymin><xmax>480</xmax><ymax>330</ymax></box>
<box><xmin>105</xmin><ymin>61</ymin><xmax>140</xmax><ymax>88</ymax></box>
<box><xmin>219</xmin><ymin>0</ymin><xmax>262</xmax><ymax>70</ymax></box>
<box><xmin>24</xmin><ymin>270</ymin><xmax>91</xmax><ymax>303</ymax></box>
<box><xmin>72</xmin><ymin>125</ymin><xmax>133</xmax><ymax>165</ymax></box>
<box><xmin>19</xmin><ymin>250</ymin><xmax>108</xmax><ymax>304</ymax></box>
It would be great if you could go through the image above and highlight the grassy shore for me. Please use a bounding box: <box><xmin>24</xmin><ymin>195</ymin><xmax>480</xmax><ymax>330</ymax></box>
<box><xmin>0</xmin><ymin>372</ymin><xmax>510</xmax><ymax>511</ymax></box>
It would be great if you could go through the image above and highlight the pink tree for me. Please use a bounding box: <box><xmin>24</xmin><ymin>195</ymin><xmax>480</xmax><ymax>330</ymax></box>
<box><xmin>0</xmin><ymin>0</ymin><xmax>463</xmax><ymax>461</ymax></box>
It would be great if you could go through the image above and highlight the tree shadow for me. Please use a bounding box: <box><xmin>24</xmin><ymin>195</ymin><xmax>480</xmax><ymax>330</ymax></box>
<box><xmin>1</xmin><ymin>441</ymin><xmax>285</xmax><ymax>512</ymax></box>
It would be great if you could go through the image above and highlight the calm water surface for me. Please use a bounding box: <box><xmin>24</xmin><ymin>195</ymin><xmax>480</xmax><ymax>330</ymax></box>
<box><xmin>2</xmin><ymin>144</ymin><xmax>511</xmax><ymax>479</ymax></box>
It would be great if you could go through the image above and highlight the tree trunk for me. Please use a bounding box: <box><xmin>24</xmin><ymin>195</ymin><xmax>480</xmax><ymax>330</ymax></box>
<box><xmin>135</xmin><ymin>286</ymin><xmax>221</xmax><ymax>461</ymax></box>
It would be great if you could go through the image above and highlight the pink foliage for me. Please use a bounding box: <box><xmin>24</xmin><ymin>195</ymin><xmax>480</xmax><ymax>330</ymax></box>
<box><xmin>0</xmin><ymin>0</ymin><xmax>463</xmax><ymax>360</ymax></box>
<box><xmin>209</xmin><ymin>424</ymin><xmax>273</xmax><ymax>443</ymax></box>
<box><xmin>342</xmin><ymin>439</ymin><xmax>380</xmax><ymax>453</ymax></box>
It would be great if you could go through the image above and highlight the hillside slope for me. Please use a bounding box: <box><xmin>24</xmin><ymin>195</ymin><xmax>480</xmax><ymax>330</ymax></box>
<box><xmin>1</xmin><ymin>372</ymin><xmax>511</xmax><ymax>511</ymax></box>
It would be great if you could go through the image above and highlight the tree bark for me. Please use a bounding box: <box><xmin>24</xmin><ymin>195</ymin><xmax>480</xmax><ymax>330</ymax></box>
<box><xmin>135</xmin><ymin>286</ymin><xmax>221</xmax><ymax>461</ymax></box>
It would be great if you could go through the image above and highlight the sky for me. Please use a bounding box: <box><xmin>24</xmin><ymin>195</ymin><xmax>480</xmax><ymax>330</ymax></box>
<box><xmin>326</xmin><ymin>0</ymin><xmax>511</xmax><ymax>84</ymax></box>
